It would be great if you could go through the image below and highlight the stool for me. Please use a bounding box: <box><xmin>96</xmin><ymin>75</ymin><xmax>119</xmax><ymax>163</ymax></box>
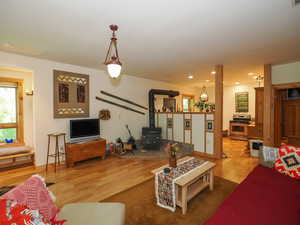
<box><xmin>46</xmin><ymin>132</ymin><xmax>67</xmax><ymax>172</ymax></box>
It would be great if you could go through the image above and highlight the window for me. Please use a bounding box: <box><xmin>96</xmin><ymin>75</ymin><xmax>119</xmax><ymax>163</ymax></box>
<box><xmin>0</xmin><ymin>78</ymin><xmax>24</xmax><ymax>145</ymax></box>
<box><xmin>182</xmin><ymin>94</ymin><xmax>195</xmax><ymax>112</ymax></box>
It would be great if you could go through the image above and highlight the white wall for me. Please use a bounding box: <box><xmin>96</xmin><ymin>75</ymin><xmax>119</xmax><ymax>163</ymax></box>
<box><xmin>0</xmin><ymin>51</ymin><xmax>197</xmax><ymax>166</ymax></box>
<box><xmin>272</xmin><ymin>61</ymin><xmax>300</xmax><ymax>84</ymax></box>
<box><xmin>0</xmin><ymin>68</ymin><xmax>34</xmax><ymax>147</ymax></box>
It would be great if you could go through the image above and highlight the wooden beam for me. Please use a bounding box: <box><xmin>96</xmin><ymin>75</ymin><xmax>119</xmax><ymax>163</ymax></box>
<box><xmin>214</xmin><ymin>65</ymin><xmax>223</xmax><ymax>159</ymax></box>
<box><xmin>263</xmin><ymin>64</ymin><xmax>275</xmax><ymax>147</ymax></box>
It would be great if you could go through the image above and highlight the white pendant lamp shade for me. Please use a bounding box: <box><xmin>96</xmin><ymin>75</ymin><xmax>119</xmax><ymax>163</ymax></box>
<box><xmin>200</xmin><ymin>93</ymin><xmax>209</xmax><ymax>102</ymax></box>
<box><xmin>200</xmin><ymin>86</ymin><xmax>209</xmax><ymax>102</ymax></box>
<box><xmin>107</xmin><ymin>63</ymin><xmax>122</xmax><ymax>78</ymax></box>
<box><xmin>104</xmin><ymin>25</ymin><xmax>122</xmax><ymax>79</ymax></box>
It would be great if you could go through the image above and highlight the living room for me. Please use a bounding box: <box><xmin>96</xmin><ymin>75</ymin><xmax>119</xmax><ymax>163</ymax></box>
<box><xmin>1</xmin><ymin>1</ymin><xmax>300</xmax><ymax>225</ymax></box>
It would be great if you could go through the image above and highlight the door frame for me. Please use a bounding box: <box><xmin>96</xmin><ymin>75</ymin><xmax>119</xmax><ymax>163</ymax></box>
<box><xmin>273</xmin><ymin>82</ymin><xmax>300</xmax><ymax>147</ymax></box>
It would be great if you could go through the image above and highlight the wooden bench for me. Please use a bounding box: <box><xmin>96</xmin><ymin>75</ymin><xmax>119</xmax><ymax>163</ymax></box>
<box><xmin>0</xmin><ymin>152</ymin><xmax>35</xmax><ymax>170</ymax></box>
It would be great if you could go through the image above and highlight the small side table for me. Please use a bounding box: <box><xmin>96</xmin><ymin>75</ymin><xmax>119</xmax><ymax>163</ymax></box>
<box><xmin>46</xmin><ymin>132</ymin><xmax>67</xmax><ymax>172</ymax></box>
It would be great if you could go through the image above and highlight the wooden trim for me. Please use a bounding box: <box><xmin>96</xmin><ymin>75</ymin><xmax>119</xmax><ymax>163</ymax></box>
<box><xmin>273</xmin><ymin>82</ymin><xmax>300</xmax><ymax>90</ymax></box>
<box><xmin>0</xmin><ymin>123</ymin><xmax>17</xmax><ymax>129</ymax></box>
<box><xmin>182</xmin><ymin>94</ymin><xmax>195</xmax><ymax>98</ymax></box>
<box><xmin>0</xmin><ymin>143</ymin><xmax>25</xmax><ymax>148</ymax></box>
<box><xmin>214</xmin><ymin>65</ymin><xmax>223</xmax><ymax>159</ymax></box>
<box><xmin>17</xmin><ymin>80</ymin><xmax>24</xmax><ymax>144</ymax></box>
<box><xmin>263</xmin><ymin>64</ymin><xmax>275</xmax><ymax>147</ymax></box>
<box><xmin>0</xmin><ymin>77</ymin><xmax>23</xmax><ymax>83</ymax></box>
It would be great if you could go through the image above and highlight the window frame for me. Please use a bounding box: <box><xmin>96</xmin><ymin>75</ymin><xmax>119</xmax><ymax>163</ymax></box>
<box><xmin>182</xmin><ymin>94</ymin><xmax>195</xmax><ymax>112</ymax></box>
<box><xmin>0</xmin><ymin>77</ymin><xmax>24</xmax><ymax>147</ymax></box>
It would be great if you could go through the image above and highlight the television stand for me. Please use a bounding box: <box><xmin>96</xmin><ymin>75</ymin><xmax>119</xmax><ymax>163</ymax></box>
<box><xmin>66</xmin><ymin>138</ymin><xmax>106</xmax><ymax>167</ymax></box>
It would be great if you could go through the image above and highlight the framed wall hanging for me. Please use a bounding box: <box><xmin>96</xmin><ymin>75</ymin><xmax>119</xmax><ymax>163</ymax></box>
<box><xmin>184</xmin><ymin>119</ymin><xmax>192</xmax><ymax>130</ymax></box>
<box><xmin>53</xmin><ymin>70</ymin><xmax>89</xmax><ymax>118</ymax></box>
<box><xmin>235</xmin><ymin>92</ymin><xmax>249</xmax><ymax>113</ymax></box>
<box><xmin>206</xmin><ymin>120</ymin><xmax>214</xmax><ymax>132</ymax></box>
<box><xmin>167</xmin><ymin>118</ymin><xmax>173</xmax><ymax>128</ymax></box>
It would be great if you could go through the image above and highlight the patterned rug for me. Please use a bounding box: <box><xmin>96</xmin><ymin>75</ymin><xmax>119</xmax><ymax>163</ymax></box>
<box><xmin>101</xmin><ymin>176</ymin><xmax>238</xmax><ymax>225</ymax></box>
<box><xmin>0</xmin><ymin>182</ymin><xmax>55</xmax><ymax>196</ymax></box>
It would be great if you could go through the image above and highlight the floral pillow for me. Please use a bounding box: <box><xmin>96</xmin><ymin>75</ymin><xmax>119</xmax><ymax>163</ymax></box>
<box><xmin>274</xmin><ymin>145</ymin><xmax>300</xmax><ymax>179</ymax></box>
<box><xmin>0</xmin><ymin>175</ymin><xmax>59</xmax><ymax>221</ymax></box>
<box><xmin>0</xmin><ymin>199</ymin><xmax>50</xmax><ymax>225</ymax></box>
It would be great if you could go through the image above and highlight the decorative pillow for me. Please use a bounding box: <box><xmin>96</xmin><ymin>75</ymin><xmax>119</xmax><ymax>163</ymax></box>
<box><xmin>0</xmin><ymin>199</ymin><xmax>51</xmax><ymax>225</ymax></box>
<box><xmin>274</xmin><ymin>145</ymin><xmax>300</xmax><ymax>179</ymax></box>
<box><xmin>0</xmin><ymin>175</ymin><xmax>59</xmax><ymax>221</ymax></box>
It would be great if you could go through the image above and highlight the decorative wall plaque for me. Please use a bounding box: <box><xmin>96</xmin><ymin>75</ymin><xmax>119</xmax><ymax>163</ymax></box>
<box><xmin>206</xmin><ymin>120</ymin><xmax>214</xmax><ymax>132</ymax></box>
<box><xmin>184</xmin><ymin>119</ymin><xmax>192</xmax><ymax>130</ymax></box>
<box><xmin>53</xmin><ymin>70</ymin><xmax>89</xmax><ymax>118</ymax></box>
<box><xmin>235</xmin><ymin>92</ymin><xmax>249</xmax><ymax>113</ymax></box>
<box><xmin>99</xmin><ymin>109</ymin><xmax>111</xmax><ymax>120</ymax></box>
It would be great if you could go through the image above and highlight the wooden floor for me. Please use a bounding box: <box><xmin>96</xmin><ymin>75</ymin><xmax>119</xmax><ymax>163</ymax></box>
<box><xmin>0</xmin><ymin>138</ymin><xmax>258</xmax><ymax>208</ymax></box>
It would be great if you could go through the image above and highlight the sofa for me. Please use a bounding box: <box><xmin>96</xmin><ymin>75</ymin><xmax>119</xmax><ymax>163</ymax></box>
<box><xmin>204</xmin><ymin>165</ymin><xmax>300</xmax><ymax>225</ymax></box>
<box><xmin>0</xmin><ymin>175</ymin><xmax>125</xmax><ymax>225</ymax></box>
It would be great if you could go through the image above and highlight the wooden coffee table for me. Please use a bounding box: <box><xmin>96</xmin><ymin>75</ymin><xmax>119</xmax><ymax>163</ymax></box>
<box><xmin>152</xmin><ymin>156</ymin><xmax>216</xmax><ymax>215</ymax></box>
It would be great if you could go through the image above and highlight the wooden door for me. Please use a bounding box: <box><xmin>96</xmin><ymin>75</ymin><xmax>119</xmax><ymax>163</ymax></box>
<box><xmin>274</xmin><ymin>90</ymin><xmax>286</xmax><ymax>146</ymax></box>
<box><xmin>282</xmin><ymin>99</ymin><xmax>300</xmax><ymax>146</ymax></box>
<box><xmin>255</xmin><ymin>87</ymin><xmax>264</xmax><ymax>126</ymax></box>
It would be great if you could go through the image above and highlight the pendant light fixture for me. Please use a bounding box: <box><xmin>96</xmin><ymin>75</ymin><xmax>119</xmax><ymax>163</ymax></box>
<box><xmin>104</xmin><ymin>25</ymin><xmax>122</xmax><ymax>78</ymax></box>
<box><xmin>254</xmin><ymin>74</ymin><xmax>264</xmax><ymax>87</ymax></box>
<box><xmin>200</xmin><ymin>86</ymin><xmax>209</xmax><ymax>102</ymax></box>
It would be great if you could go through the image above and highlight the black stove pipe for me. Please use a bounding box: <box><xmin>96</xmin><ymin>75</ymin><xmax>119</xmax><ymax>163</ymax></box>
<box><xmin>148</xmin><ymin>89</ymin><xmax>180</xmax><ymax>128</ymax></box>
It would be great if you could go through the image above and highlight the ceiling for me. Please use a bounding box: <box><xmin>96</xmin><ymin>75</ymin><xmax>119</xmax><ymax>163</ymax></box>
<box><xmin>0</xmin><ymin>0</ymin><xmax>300</xmax><ymax>88</ymax></box>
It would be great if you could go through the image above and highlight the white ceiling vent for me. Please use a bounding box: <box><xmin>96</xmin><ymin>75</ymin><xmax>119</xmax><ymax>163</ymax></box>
<box><xmin>292</xmin><ymin>0</ymin><xmax>300</xmax><ymax>7</ymax></box>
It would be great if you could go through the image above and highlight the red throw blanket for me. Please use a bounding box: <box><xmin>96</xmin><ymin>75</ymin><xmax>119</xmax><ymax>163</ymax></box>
<box><xmin>204</xmin><ymin>165</ymin><xmax>300</xmax><ymax>225</ymax></box>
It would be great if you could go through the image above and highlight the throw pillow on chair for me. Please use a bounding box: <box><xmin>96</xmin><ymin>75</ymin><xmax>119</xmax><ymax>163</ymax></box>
<box><xmin>275</xmin><ymin>145</ymin><xmax>300</xmax><ymax>179</ymax></box>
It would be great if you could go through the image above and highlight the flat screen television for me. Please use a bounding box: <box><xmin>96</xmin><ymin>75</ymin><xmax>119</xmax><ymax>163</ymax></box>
<box><xmin>288</xmin><ymin>88</ymin><xmax>300</xmax><ymax>100</ymax></box>
<box><xmin>70</xmin><ymin>118</ymin><xmax>100</xmax><ymax>141</ymax></box>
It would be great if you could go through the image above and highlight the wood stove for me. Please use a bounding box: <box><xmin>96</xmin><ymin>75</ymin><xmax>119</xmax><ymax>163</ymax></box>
<box><xmin>142</xmin><ymin>89</ymin><xmax>179</xmax><ymax>149</ymax></box>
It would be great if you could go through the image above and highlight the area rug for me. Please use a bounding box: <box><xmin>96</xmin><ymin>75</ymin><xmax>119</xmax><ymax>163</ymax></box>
<box><xmin>120</xmin><ymin>140</ymin><xmax>194</xmax><ymax>159</ymax></box>
<box><xmin>101</xmin><ymin>176</ymin><xmax>237</xmax><ymax>225</ymax></box>
<box><xmin>0</xmin><ymin>182</ymin><xmax>55</xmax><ymax>196</ymax></box>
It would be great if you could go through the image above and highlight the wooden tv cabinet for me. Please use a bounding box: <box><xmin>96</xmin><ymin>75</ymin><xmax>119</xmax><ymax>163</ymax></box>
<box><xmin>66</xmin><ymin>138</ymin><xmax>106</xmax><ymax>167</ymax></box>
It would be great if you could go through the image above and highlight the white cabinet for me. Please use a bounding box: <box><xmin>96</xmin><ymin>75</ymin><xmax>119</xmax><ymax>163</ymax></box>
<box><xmin>155</xmin><ymin>112</ymin><xmax>214</xmax><ymax>155</ymax></box>
<box><xmin>173</xmin><ymin>114</ymin><xmax>184</xmax><ymax>142</ymax></box>
<box><xmin>192</xmin><ymin>114</ymin><xmax>205</xmax><ymax>152</ymax></box>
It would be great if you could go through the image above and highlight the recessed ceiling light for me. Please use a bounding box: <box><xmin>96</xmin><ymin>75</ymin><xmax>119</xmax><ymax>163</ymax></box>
<box><xmin>211</xmin><ymin>71</ymin><xmax>216</xmax><ymax>75</ymax></box>
<box><xmin>248</xmin><ymin>72</ymin><xmax>254</xmax><ymax>76</ymax></box>
<box><xmin>188</xmin><ymin>75</ymin><xmax>194</xmax><ymax>79</ymax></box>
<box><xmin>235</xmin><ymin>82</ymin><xmax>240</xmax><ymax>85</ymax></box>
<box><xmin>205</xmin><ymin>80</ymin><xmax>210</xmax><ymax>82</ymax></box>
